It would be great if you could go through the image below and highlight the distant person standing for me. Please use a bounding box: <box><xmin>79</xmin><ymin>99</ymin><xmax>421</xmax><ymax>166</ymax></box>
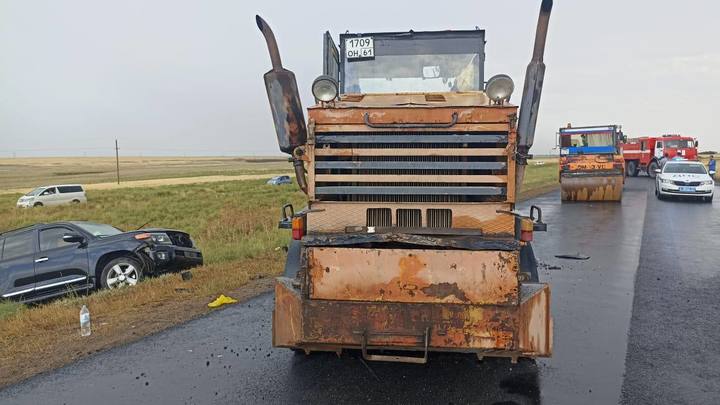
<box><xmin>709</xmin><ymin>155</ymin><xmax>716</xmax><ymax>178</ymax></box>
<box><xmin>658</xmin><ymin>153</ymin><xmax>669</xmax><ymax>168</ymax></box>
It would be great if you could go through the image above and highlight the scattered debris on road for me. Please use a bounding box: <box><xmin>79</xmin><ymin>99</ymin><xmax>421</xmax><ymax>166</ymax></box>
<box><xmin>208</xmin><ymin>295</ymin><xmax>238</xmax><ymax>308</ymax></box>
<box><xmin>555</xmin><ymin>253</ymin><xmax>590</xmax><ymax>260</ymax></box>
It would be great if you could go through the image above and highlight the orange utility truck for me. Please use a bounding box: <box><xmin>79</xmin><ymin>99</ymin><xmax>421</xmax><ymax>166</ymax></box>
<box><xmin>257</xmin><ymin>0</ymin><xmax>554</xmax><ymax>363</ymax></box>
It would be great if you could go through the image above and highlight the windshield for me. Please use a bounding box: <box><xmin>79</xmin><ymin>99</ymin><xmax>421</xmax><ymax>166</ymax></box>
<box><xmin>74</xmin><ymin>222</ymin><xmax>123</xmax><ymax>237</ymax></box>
<box><xmin>25</xmin><ymin>187</ymin><xmax>44</xmax><ymax>196</ymax></box>
<box><xmin>341</xmin><ymin>32</ymin><xmax>484</xmax><ymax>94</ymax></box>
<box><xmin>663</xmin><ymin>164</ymin><xmax>707</xmax><ymax>174</ymax></box>
<box><xmin>664</xmin><ymin>140</ymin><xmax>694</xmax><ymax>148</ymax></box>
<box><xmin>561</xmin><ymin>133</ymin><xmax>614</xmax><ymax>147</ymax></box>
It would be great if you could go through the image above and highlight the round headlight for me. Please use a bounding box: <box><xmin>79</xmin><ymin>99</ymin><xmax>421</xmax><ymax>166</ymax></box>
<box><xmin>485</xmin><ymin>74</ymin><xmax>514</xmax><ymax>103</ymax></box>
<box><xmin>312</xmin><ymin>75</ymin><xmax>339</xmax><ymax>102</ymax></box>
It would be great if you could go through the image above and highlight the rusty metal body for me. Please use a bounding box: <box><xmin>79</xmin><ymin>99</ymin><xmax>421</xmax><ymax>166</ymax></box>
<box><xmin>257</xmin><ymin>0</ymin><xmax>554</xmax><ymax>363</ymax></box>
<box><xmin>558</xmin><ymin>125</ymin><xmax>625</xmax><ymax>202</ymax></box>
<box><xmin>270</xmin><ymin>95</ymin><xmax>552</xmax><ymax>362</ymax></box>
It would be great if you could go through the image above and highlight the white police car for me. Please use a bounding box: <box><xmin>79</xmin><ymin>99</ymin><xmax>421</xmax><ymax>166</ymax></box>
<box><xmin>655</xmin><ymin>160</ymin><xmax>715</xmax><ymax>202</ymax></box>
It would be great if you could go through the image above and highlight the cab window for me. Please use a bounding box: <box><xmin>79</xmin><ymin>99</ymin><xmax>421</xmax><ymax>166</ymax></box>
<box><xmin>341</xmin><ymin>31</ymin><xmax>485</xmax><ymax>94</ymax></box>
<box><xmin>40</xmin><ymin>187</ymin><xmax>57</xmax><ymax>196</ymax></box>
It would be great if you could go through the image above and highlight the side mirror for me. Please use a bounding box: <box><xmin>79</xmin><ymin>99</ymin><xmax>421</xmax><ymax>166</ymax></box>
<box><xmin>695</xmin><ymin>140</ymin><xmax>699</xmax><ymax>147</ymax></box>
<box><xmin>654</xmin><ymin>169</ymin><xmax>662</xmax><ymax>174</ymax></box>
<box><xmin>63</xmin><ymin>234</ymin><xmax>85</xmax><ymax>244</ymax></box>
<box><xmin>710</xmin><ymin>171</ymin><xmax>716</xmax><ymax>176</ymax></box>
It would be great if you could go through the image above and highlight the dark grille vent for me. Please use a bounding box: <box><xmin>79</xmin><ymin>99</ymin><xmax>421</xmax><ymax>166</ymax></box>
<box><xmin>397</xmin><ymin>209</ymin><xmax>422</xmax><ymax>228</ymax></box>
<box><xmin>427</xmin><ymin>209</ymin><xmax>452</xmax><ymax>228</ymax></box>
<box><xmin>366</xmin><ymin>208</ymin><xmax>392</xmax><ymax>227</ymax></box>
<box><xmin>673</xmin><ymin>181</ymin><xmax>701</xmax><ymax>186</ymax></box>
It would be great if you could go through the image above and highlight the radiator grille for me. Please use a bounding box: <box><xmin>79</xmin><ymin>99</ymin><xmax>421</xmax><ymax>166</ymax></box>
<box><xmin>427</xmin><ymin>209</ymin><xmax>452</xmax><ymax>228</ymax></box>
<box><xmin>396</xmin><ymin>209</ymin><xmax>422</xmax><ymax>227</ymax></box>
<box><xmin>366</xmin><ymin>208</ymin><xmax>392</xmax><ymax>227</ymax></box>
<box><xmin>313</xmin><ymin>131</ymin><xmax>509</xmax><ymax>203</ymax></box>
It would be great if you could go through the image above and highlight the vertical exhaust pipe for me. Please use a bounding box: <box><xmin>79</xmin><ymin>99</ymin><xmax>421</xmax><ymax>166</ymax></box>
<box><xmin>516</xmin><ymin>0</ymin><xmax>553</xmax><ymax>190</ymax></box>
<box><xmin>256</xmin><ymin>15</ymin><xmax>308</xmax><ymax>193</ymax></box>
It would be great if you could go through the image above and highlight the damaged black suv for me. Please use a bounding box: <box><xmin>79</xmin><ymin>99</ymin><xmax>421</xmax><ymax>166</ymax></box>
<box><xmin>0</xmin><ymin>221</ymin><xmax>203</xmax><ymax>303</ymax></box>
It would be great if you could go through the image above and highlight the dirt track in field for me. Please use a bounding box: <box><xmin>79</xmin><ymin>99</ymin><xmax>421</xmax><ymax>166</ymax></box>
<box><xmin>0</xmin><ymin>173</ymin><xmax>291</xmax><ymax>195</ymax></box>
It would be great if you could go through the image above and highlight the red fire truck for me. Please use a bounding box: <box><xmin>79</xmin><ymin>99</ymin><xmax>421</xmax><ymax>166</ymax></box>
<box><xmin>620</xmin><ymin>135</ymin><xmax>698</xmax><ymax>178</ymax></box>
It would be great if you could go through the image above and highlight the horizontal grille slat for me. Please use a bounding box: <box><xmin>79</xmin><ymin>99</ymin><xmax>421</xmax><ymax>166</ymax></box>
<box><xmin>315</xmin><ymin>161</ymin><xmax>507</xmax><ymax>170</ymax></box>
<box><xmin>315</xmin><ymin>134</ymin><xmax>507</xmax><ymax>144</ymax></box>
<box><xmin>315</xmin><ymin>186</ymin><xmax>505</xmax><ymax>196</ymax></box>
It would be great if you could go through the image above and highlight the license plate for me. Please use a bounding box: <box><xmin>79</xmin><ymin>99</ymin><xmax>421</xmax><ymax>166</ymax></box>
<box><xmin>679</xmin><ymin>186</ymin><xmax>696</xmax><ymax>192</ymax></box>
<box><xmin>345</xmin><ymin>37</ymin><xmax>374</xmax><ymax>60</ymax></box>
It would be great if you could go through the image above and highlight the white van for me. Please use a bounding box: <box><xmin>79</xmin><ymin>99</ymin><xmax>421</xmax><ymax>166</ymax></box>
<box><xmin>16</xmin><ymin>185</ymin><xmax>87</xmax><ymax>208</ymax></box>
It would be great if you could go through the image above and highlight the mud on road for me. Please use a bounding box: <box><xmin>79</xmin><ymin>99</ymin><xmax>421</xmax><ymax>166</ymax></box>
<box><xmin>1</xmin><ymin>178</ymin><xmax>718</xmax><ymax>404</ymax></box>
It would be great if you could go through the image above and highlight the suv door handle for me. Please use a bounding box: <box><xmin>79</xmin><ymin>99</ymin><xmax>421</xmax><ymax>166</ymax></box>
<box><xmin>34</xmin><ymin>257</ymin><xmax>48</xmax><ymax>263</ymax></box>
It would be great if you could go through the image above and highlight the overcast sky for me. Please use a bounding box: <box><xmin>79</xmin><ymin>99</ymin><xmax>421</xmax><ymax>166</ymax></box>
<box><xmin>1</xmin><ymin>0</ymin><xmax>718</xmax><ymax>157</ymax></box>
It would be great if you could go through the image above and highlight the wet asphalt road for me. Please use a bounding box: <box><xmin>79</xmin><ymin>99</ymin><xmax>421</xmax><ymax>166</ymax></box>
<box><xmin>1</xmin><ymin>177</ymin><xmax>718</xmax><ymax>404</ymax></box>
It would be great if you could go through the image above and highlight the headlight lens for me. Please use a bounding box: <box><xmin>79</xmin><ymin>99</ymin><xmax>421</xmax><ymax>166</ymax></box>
<box><xmin>661</xmin><ymin>178</ymin><xmax>673</xmax><ymax>184</ymax></box>
<box><xmin>485</xmin><ymin>74</ymin><xmax>514</xmax><ymax>103</ymax></box>
<box><xmin>312</xmin><ymin>75</ymin><xmax>339</xmax><ymax>102</ymax></box>
<box><xmin>150</xmin><ymin>233</ymin><xmax>172</xmax><ymax>245</ymax></box>
<box><xmin>702</xmin><ymin>180</ymin><xmax>714</xmax><ymax>185</ymax></box>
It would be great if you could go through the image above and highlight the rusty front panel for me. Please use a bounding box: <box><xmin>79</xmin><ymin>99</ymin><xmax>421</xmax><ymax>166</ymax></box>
<box><xmin>518</xmin><ymin>284</ymin><xmax>553</xmax><ymax>356</ymax></box>
<box><xmin>308</xmin><ymin>106</ymin><xmax>515</xmax><ymax>127</ymax></box>
<box><xmin>302</xmin><ymin>298</ymin><xmax>518</xmax><ymax>350</ymax></box>
<box><xmin>306</xmin><ymin>202</ymin><xmax>515</xmax><ymax>235</ymax></box>
<box><xmin>307</xmin><ymin>248</ymin><xmax>519</xmax><ymax>305</ymax></box>
<box><xmin>272</xmin><ymin>277</ymin><xmax>303</xmax><ymax>348</ymax></box>
<box><xmin>314</xmin><ymin>123</ymin><xmax>509</xmax><ymax>133</ymax></box>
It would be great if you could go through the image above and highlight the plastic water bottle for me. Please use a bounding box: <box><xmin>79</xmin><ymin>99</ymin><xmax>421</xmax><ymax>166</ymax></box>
<box><xmin>80</xmin><ymin>305</ymin><xmax>91</xmax><ymax>337</ymax></box>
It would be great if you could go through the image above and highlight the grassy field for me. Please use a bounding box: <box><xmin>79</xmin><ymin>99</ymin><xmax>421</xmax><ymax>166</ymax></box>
<box><xmin>0</xmin><ymin>180</ymin><xmax>305</xmax><ymax>264</ymax></box>
<box><xmin>0</xmin><ymin>156</ymin><xmax>288</xmax><ymax>190</ymax></box>
<box><xmin>0</xmin><ymin>178</ymin><xmax>306</xmax><ymax>386</ymax></box>
<box><xmin>0</xmin><ymin>158</ymin><xmax>558</xmax><ymax>387</ymax></box>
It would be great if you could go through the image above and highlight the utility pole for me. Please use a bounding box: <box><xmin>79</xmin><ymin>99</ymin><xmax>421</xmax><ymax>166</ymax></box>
<box><xmin>115</xmin><ymin>139</ymin><xmax>120</xmax><ymax>184</ymax></box>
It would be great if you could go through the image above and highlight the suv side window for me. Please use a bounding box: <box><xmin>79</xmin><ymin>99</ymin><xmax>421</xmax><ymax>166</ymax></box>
<box><xmin>58</xmin><ymin>186</ymin><xmax>83</xmax><ymax>193</ymax></box>
<box><xmin>2</xmin><ymin>231</ymin><xmax>35</xmax><ymax>260</ymax></box>
<box><xmin>39</xmin><ymin>227</ymin><xmax>76</xmax><ymax>251</ymax></box>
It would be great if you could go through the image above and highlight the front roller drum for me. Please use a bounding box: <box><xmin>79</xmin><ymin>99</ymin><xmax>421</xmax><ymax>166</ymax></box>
<box><xmin>560</xmin><ymin>174</ymin><xmax>624</xmax><ymax>202</ymax></box>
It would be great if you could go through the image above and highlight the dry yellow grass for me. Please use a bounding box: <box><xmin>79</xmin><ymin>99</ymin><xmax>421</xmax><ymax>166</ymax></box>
<box><xmin>0</xmin><ymin>156</ymin><xmax>289</xmax><ymax>190</ymax></box>
<box><xmin>0</xmin><ymin>173</ymin><xmax>291</xmax><ymax>195</ymax></box>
